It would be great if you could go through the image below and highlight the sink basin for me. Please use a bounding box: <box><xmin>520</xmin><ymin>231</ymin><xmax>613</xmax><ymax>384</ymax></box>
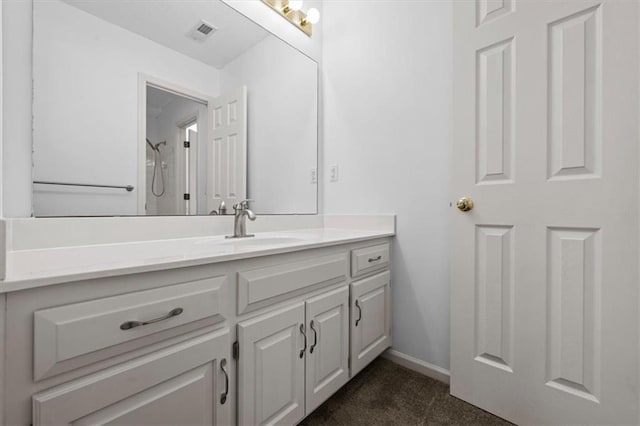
<box><xmin>195</xmin><ymin>235</ymin><xmax>306</xmax><ymax>249</ymax></box>
<box><xmin>225</xmin><ymin>236</ymin><xmax>306</xmax><ymax>246</ymax></box>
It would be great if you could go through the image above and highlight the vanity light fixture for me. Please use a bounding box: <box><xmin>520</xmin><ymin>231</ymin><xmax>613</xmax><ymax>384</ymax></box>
<box><xmin>287</xmin><ymin>0</ymin><xmax>303</xmax><ymax>12</ymax></box>
<box><xmin>262</xmin><ymin>0</ymin><xmax>320</xmax><ymax>37</ymax></box>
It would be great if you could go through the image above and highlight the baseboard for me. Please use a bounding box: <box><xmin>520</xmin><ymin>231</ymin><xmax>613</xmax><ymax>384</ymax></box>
<box><xmin>382</xmin><ymin>349</ymin><xmax>450</xmax><ymax>384</ymax></box>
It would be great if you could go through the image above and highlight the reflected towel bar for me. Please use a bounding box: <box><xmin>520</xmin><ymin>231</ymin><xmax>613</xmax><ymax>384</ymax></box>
<box><xmin>34</xmin><ymin>181</ymin><xmax>134</xmax><ymax>192</ymax></box>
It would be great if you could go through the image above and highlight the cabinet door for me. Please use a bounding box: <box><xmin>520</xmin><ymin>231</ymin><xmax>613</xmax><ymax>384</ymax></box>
<box><xmin>305</xmin><ymin>286</ymin><xmax>349</xmax><ymax>414</ymax></box>
<box><xmin>350</xmin><ymin>271</ymin><xmax>392</xmax><ymax>376</ymax></box>
<box><xmin>238</xmin><ymin>302</ymin><xmax>306</xmax><ymax>426</ymax></box>
<box><xmin>32</xmin><ymin>328</ymin><xmax>232</xmax><ymax>426</ymax></box>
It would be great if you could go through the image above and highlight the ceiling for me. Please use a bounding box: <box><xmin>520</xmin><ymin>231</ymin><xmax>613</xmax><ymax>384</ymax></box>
<box><xmin>146</xmin><ymin>86</ymin><xmax>177</xmax><ymax>118</ymax></box>
<box><xmin>60</xmin><ymin>0</ymin><xmax>270</xmax><ymax>69</ymax></box>
<box><xmin>146</xmin><ymin>85</ymin><xmax>205</xmax><ymax>118</ymax></box>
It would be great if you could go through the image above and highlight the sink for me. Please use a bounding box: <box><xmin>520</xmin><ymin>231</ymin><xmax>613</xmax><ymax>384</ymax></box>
<box><xmin>195</xmin><ymin>235</ymin><xmax>306</xmax><ymax>249</ymax></box>
<box><xmin>225</xmin><ymin>236</ymin><xmax>306</xmax><ymax>246</ymax></box>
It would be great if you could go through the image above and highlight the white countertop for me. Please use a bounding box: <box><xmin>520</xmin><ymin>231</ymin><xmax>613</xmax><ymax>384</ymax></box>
<box><xmin>2</xmin><ymin>227</ymin><xmax>394</xmax><ymax>292</ymax></box>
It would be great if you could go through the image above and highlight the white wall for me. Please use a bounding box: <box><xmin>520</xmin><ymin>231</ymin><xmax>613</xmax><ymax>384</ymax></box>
<box><xmin>2</xmin><ymin>0</ymin><xmax>33</xmax><ymax>218</ymax></box>
<box><xmin>32</xmin><ymin>0</ymin><xmax>220</xmax><ymax>216</ymax></box>
<box><xmin>322</xmin><ymin>1</ymin><xmax>453</xmax><ymax>370</ymax></box>
<box><xmin>220</xmin><ymin>35</ymin><xmax>318</xmax><ymax>214</ymax></box>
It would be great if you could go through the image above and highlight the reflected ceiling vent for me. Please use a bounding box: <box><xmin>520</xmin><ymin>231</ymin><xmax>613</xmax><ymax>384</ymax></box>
<box><xmin>187</xmin><ymin>20</ymin><xmax>217</xmax><ymax>42</ymax></box>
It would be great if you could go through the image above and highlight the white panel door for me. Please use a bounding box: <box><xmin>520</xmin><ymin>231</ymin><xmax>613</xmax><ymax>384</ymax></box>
<box><xmin>32</xmin><ymin>329</ymin><xmax>232</xmax><ymax>426</ymax></box>
<box><xmin>237</xmin><ymin>302</ymin><xmax>306</xmax><ymax>426</ymax></box>
<box><xmin>451</xmin><ymin>1</ymin><xmax>639</xmax><ymax>424</ymax></box>
<box><xmin>350</xmin><ymin>271</ymin><xmax>391</xmax><ymax>376</ymax></box>
<box><xmin>305</xmin><ymin>286</ymin><xmax>349</xmax><ymax>414</ymax></box>
<box><xmin>208</xmin><ymin>86</ymin><xmax>247</xmax><ymax>214</ymax></box>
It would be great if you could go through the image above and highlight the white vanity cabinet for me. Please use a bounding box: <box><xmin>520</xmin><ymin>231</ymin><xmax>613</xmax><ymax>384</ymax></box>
<box><xmin>3</xmin><ymin>267</ymin><xmax>234</xmax><ymax>426</ymax></box>
<box><xmin>237</xmin><ymin>286</ymin><xmax>350</xmax><ymax>425</ymax></box>
<box><xmin>32</xmin><ymin>328</ymin><xmax>232</xmax><ymax>426</ymax></box>
<box><xmin>237</xmin><ymin>302</ymin><xmax>307</xmax><ymax>425</ymax></box>
<box><xmin>0</xmin><ymin>236</ymin><xmax>392</xmax><ymax>426</ymax></box>
<box><xmin>351</xmin><ymin>243</ymin><xmax>390</xmax><ymax>278</ymax></box>
<box><xmin>32</xmin><ymin>277</ymin><xmax>227</xmax><ymax>380</ymax></box>
<box><xmin>304</xmin><ymin>286</ymin><xmax>350</xmax><ymax>413</ymax></box>
<box><xmin>350</xmin><ymin>271</ymin><xmax>392</xmax><ymax>376</ymax></box>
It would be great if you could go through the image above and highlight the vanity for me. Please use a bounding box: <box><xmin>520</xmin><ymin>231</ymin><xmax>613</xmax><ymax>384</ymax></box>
<box><xmin>0</xmin><ymin>216</ymin><xmax>394</xmax><ymax>425</ymax></box>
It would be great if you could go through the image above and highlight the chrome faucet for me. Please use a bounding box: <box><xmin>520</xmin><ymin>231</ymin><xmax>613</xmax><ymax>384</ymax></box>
<box><xmin>209</xmin><ymin>200</ymin><xmax>227</xmax><ymax>216</ymax></box>
<box><xmin>226</xmin><ymin>199</ymin><xmax>256</xmax><ymax>239</ymax></box>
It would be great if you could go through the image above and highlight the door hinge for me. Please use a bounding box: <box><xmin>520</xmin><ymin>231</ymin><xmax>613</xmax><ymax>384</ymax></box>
<box><xmin>233</xmin><ymin>341</ymin><xmax>239</xmax><ymax>359</ymax></box>
<box><xmin>184</xmin><ymin>141</ymin><xmax>190</xmax><ymax>148</ymax></box>
<box><xmin>184</xmin><ymin>193</ymin><xmax>190</xmax><ymax>200</ymax></box>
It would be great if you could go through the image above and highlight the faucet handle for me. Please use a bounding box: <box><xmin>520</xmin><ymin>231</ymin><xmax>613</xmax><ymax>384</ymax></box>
<box><xmin>233</xmin><ymin>199</ymin><xmax>253</xmax><ymax>210</ymax></box>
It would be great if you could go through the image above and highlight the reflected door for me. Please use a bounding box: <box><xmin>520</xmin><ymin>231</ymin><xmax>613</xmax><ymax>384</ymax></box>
<box><xmin>186</xmin><ymin>128</ymin><xmax>198</xmax><ymax>215</ymax></box>
<box><xmin>451</xmin><ymin>1</ymin><xmax>639</xmax><ymax>424</ymax></box>
<box><xmin>208</xmin><ymin>86</ymin><xmax>247</xmax><ymax>214</ymax></box>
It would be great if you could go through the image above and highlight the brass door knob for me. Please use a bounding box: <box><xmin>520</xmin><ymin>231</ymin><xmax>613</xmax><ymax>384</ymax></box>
<box><xmin>456</xmin><ymin>197</ymin><xmax>474</xmax><ymax>212</ymax></box>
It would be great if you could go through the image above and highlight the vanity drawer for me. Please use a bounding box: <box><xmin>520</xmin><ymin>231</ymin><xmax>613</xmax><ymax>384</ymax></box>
<box><xmin>32</xmin><ymin>328</ymin><xmax>231</xmax><ymax>426</ymax></box>
<box><xmin>34</xmin><ymin>276</ymin><xmax>227</xmax><ymax>380</ymax></box>
<box><xmin>351</xmin><ymin>243</ymin><xmax>390</xmax><ymax>277</ymax></box>
<box><xmin>237</xmin><ymin>254</ymin><xmax>348</xmax><ymax>315</ymax></box>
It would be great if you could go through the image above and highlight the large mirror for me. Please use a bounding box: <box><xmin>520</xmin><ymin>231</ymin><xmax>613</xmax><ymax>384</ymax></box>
<box><xmin>32</xmin><ymin>0</ymin><xmax>318</xmax><ymax>216</ymax></box>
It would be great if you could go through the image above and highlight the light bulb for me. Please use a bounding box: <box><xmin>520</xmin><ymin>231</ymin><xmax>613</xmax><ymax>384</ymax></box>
<box><xmin>288</xmin><ymin>0</ymin><xmax>303</xmax><ymax>11</ymax></box>
<box><xmin>306</xmin><ymin>7</ymin><xmax>320</xmax><ymax>24</ymax></box>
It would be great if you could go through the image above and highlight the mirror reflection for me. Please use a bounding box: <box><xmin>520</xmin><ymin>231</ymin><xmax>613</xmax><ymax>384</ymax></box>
<box><xmin>32</xmin><ymin>0</ymin><xmax>318</xmax><ymax>216</ymax></box>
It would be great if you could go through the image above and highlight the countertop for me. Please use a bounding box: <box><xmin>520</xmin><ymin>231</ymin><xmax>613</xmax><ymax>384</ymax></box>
<box><xmin>2</xmin><ymin>227</ymin><xmax>394</xmax><ymax>292</ymax></box>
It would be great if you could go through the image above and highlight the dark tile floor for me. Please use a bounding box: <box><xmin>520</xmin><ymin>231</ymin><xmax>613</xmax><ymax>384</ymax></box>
<box><xmin>300</xmin><ymin>357</ymin><xmax>512</xmax><ymax>426</ymax></box>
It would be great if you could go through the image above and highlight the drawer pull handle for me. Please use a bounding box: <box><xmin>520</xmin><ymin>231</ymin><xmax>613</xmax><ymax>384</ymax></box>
<box><xmin>119</xmin><ymin>307</ymin><xmax>184</xmax><ymax>330</ymax></box>
<box><xmin>220</xmin><ymin>358</ymin><xmax>229</xmax><ymax>405</ymax></box>
<box><xmin>299</xmin><ymin>324</ymin><xmax>307</xmax><ymax>358</ymax></box>
<box><xmin>355</xmin><ymin>300</ymin><xmax>362</xmax><ymax>327</ymax></box>
<box><xmin>310</xmin><ymin>320</ymin><xmax>318</xmax><ymax>354</ymax></box>
<box><xmin>368</xmin><ymin>255</ymin><xmax>382</xmax><ymax>263</ymax></box>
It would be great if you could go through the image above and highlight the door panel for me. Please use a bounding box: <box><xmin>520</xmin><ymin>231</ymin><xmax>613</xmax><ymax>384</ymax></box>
<box><xmin>305</xmin><ymin>286</ymin><xmax>349</xmax><ymax>413</ymax></box>
<box><xmin>548</xmin><ymin>6</ymin><xmax>600</xmax><ymax>180</ymax></box>
<box><xmin>474</xmin><ymin>225</ymin><xmax>514</xmax><ymax>372</ymax></box>
<box><xmin>32</xmin><ymin>329</ymin><xmax>231</xmax><ymax>426</ymax></box>
<box><xmin>476</xmin><ymin>38</ymin><xmax>514</xmax><ymax>184</ymax></box>
<box><xmin>546</xmin><ymin>227</ymin><xmax>600</xmax><ymax>402</ymax></box>
<box><xmin>237</xmin><ymin>302</ymin><xmax>305</xmax><ymax>426</ymax></box>
<box><xmin>350</xmin><ymin>271</ymin><xmax>391</xmax><ymax>376</ymax></box>
<box><xmin>451</xmin><ymin>1</ymin><xmax>639</xmax><ymax>424</ymax></box>
<box><xmin>208</xmin><ymin>86</ymin><xmax>247</xmax><ymax>214</ymax></box>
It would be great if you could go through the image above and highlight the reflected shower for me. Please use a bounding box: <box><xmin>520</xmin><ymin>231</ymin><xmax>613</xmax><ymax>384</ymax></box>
<box><xmin>146</xmin><ymin>138</ymin><xmax>166</xmax><ymax>197</ymax></box>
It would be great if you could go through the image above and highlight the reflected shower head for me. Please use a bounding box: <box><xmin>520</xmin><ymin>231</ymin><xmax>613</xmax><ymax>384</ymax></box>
<box><xmin>146</xmin><ymin>138</ymin><xmax>157</xmax><ymax>152</ymax></box>
<box><xmin>146</xmin><ymin>139</ymin><xmax>166</xmax><ymax>152</ymax></box>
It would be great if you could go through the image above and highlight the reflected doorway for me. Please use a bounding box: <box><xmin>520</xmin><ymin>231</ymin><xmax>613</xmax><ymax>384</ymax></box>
<box><xmin>144</xmin><ymin>84</ymin><xmax>206</xmax><ymax>215</ymax></box>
